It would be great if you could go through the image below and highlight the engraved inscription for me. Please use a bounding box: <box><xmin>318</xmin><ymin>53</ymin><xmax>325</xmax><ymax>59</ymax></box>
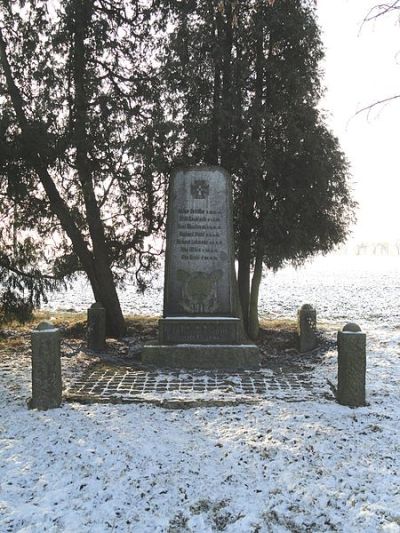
<box><xmin>163</xmin><ymin>322</ymin><xmax>236</xmax><ymax>344</ymax></box>
<box><xmin>176</xmin><ymin>208</ymin><xmax>223</xmax><ymax>262</ymax></box>
<box><xmin>165</xmin><ymin>168</ymin><xmax>234</xmax><ymax>316</ymax></box>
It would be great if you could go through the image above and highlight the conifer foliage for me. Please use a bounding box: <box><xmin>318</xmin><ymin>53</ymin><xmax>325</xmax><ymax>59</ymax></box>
<box><xmin>0</xmin><ymin>1</ymin><xmax>356</xmax><ymax>338</ymax></box>
<box><xmin>158</xmin><ymin>0</ymin><xmax>355</xmax><ymax>337</ymax></box>
<box><xmin>0</xmin><ymin>1</ymin><xmax>167</xmax><ymax>334</ymax></box>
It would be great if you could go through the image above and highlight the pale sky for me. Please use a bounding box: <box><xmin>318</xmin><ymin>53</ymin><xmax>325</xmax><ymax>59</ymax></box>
<box><xmin>317</xmin><ymin>0</ymin><xmax>400</xmax><ymax>243</ymax></box>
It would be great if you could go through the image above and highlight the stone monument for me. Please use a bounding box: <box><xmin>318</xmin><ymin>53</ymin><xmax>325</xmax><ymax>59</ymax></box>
<box><xmin>337</xmin><ymin>322</ymin><xmax>367</xmax><ymax>407</ymax></box>
<box><xmin>29</xmin><ymin>321</ymin><xmax>62</xmax><ymax>410</ymax></box>
<box><xmin>143</xmin><ymin>166</ymin><xmax>260</xmax><ymax>369</ymax></box>
<box><xmin>297</xmin><ymin>304</ymin><xmax>317</xmax><ymax>352</ymax></box>
<box><xmin>87</xmin><ymin>302</ymin><xmax>106</xmax><ymax>351</ymax></box>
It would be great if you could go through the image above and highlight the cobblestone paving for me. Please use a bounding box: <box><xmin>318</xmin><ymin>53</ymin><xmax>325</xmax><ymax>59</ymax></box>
<box><xmin>66</xmin><ymin>364</ymin><xmax>325</xmax><ymax>405</ymax></box>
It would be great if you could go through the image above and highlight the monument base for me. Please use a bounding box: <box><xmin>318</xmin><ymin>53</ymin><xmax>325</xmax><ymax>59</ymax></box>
<box><xmin>142</xmin><ymin>343</ymin><xmax>261</xmax><ymax>370</ymax></box>
<box><xmin>159</xmin><ymin>317</ymin><xmax>241</xmax><ymax>344</ymax></box>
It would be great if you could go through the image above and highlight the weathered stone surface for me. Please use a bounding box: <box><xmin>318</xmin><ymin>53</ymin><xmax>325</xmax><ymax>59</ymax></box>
<box><xmin>343</xmin><ymin>322</ymin><xmax>361</xmax><ymax>333</ymax></box>
<box><xmin>142</xmin><ymin>166</ymin><xmax>260</xmax><ymax>369</ymax></box>
<box><xmin>30</xmin><ymin>321</ymin><xmax>62</xmax><ymax>410</ymax></box>
<box><xmin>142</xmin><ymin>344</ymin><xmax>260</xmax><ymax>370</ymax></box>
<box><xmin>164</xmin><ymin>166</ymin><xmax>236</xmax><ymax>316</ymax></box>
<box><xmin>337</xmin><ymin>324</ymin><xmax>366</xmax><ymax>407</ymax></box>
<box><xmin>159</xmin><ymin>317</ymin><xmax>241</xmax><ymax>345</ymax></box>
<box><xmin>87</xmin><ymin>302</ymin><xmax>106</xmax><ymax>351</ymax></box>
<box><xmin>297</xmin><ymin>304</ymin><xmax>317</xmax><ymax>352</ymax></box>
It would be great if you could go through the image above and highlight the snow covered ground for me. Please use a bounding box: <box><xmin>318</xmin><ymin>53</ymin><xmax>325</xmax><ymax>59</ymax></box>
<box><xmin>1</xmin><ymin>256</ymin><xmax>400</xmax><ymax>532</ymax></box>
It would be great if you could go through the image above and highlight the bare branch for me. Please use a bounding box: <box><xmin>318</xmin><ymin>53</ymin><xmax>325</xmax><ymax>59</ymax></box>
<box><xmin>359</xmin><ymin>1</ymin><xmax>400</xmax><ymax>34</ymax></box>
<box><xmin>365</xmin><ymin>1</ymin><xmax>400</xmax><ymax>21</ymax></box>
<box><xmin>354</xmin><ymin>94</ymin><xmax>400</xmax><ymax>120</ymax></box>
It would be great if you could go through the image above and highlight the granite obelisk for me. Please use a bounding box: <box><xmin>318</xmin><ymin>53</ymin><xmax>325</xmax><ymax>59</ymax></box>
<box><xmin>143</xmin><ymin>166</ymin><xmax>260</xmax><ymax>369</ymax></box>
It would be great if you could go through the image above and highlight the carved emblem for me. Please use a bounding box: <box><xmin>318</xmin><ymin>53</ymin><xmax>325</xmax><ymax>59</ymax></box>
<box><xmin>191</xmin><ymin>179</ymin><xmax>209</xmax><ymax>199</ymax></box>
<box><xmin>177</xmin><ymin>269</ymin><xmax>222</xmax><ymax>313</ymax></box>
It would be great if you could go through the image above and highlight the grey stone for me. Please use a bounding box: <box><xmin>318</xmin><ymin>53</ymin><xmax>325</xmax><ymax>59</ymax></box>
<box><xmin>337</xmin><ymin>323</ymin><xmax>366</xmax><ymax>407</ymax></box>
<box><xmin>297</xmin><ymin>304</ymin><xmax>317</xmax><ymax>352</ymax></box>
<box><xmin>142</xmin><ymin>344</ymin><xmax>260</xmax><ymax>370</ymax></box>
<box><xmin>343</xmin><ymin>322</ymin><xmax>361</xmax><ymax>332</ymax></box>
<box><xmin>30</xmin><ymin>321</ymin><xmax>62</xmax><ymax>410</ymax></box>
<box><xmin>159</xmin><ymin>317</ymin><xmax>241</xmax><ymax>344</ymax></box>
<box><xmin>142</xmin><ymin>166</ymin><xmax>260</xmax><ymax>369</ymax></box>
<box><xmin>36</xmin><ymin>320</ymin><xmax>55</xmax><ymax>331</ymax></box>
<box><xmin>164</xmin><ymin>166</ymin><xmax>237</xmax><ymax>316</ymax></box>
<box><xmin>87</xmin><ymin>302</ymin><xmax>106</xmax><ymax>351</ymax></box>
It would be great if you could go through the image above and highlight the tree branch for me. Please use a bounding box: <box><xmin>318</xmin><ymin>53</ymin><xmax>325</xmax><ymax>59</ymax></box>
<box><xmin>0</xmin><ymin>256</ymin><xmax>63</xmax><ymax>282</ymax></box>
<box><xmin>364</xmin><ymin>1</ymin><xmax>400</xmax><ymax>23</ymax></box>
<box><xmin>354</xmin><ymin>94</ymin><xmax>400</xmax><ymax>119</ymax></box>
<box><xmin>0</xmin><ymin>26</ymin><xmax>97</xmax><ymax>283</ymax></box>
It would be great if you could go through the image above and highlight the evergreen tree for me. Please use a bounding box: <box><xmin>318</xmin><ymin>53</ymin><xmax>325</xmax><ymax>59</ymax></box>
<box><xmin>0</xmin><ymin>1</ymin><xmax>168</xmax><ymax>334</ymax></box>
<box><xmin>158</xmin><ymin>0</ymin><xmax>356</xmax><ymax>338</ymax></box>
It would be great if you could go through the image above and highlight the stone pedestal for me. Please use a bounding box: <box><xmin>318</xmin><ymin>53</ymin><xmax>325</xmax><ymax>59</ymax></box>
<box><xmin>159</xmin><ymin>317</ymin><xmax>241</xmax><ymax>344</ymax></box>
<box><xmin>143</xmin><ymin>343</ymin><xmax>260</xmax><ymax>370</ymax></box>
<box><xmin>87</xmin><ymin>302</ymin><xmax>106</xmax><ymax>351</ymax></box>
<box><xmin>30</xmin><ymin>321</ymin><xmax>62</xmax><ymax>410</ymax></box>
<box><xmin>297</xmin><ymin>304</ymin><xmax>317</xmax><ymax>352</ymax></box>
<box><xmin>142</xmin><ymin>166</ymin><xmax>260</xmax><ymax>370</ymax></box>
<box><xmin>337</xmin><ymin>322</ymin><xmax>366</xmax><ymax>407</ymax></box>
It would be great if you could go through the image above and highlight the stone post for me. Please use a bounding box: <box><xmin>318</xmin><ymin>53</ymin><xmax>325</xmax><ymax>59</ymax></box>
<box><xmin>297</xmin><ymin>304</ymin><xmax>317</xmax><ymax>352</ymax></box>
<box><xmin>30</xmin><ymin>321</ymin><xmax>62</xmax><ymax>410</ymax></box>
<box><xmin>87</xmin><ymin>302</ymin><xmax>106</xmax><ymax>351</ymax></box>
<box><xmin>337</xmin><ymin>322</ymin><xmax>366</xmax><ymax>407</ymax></box>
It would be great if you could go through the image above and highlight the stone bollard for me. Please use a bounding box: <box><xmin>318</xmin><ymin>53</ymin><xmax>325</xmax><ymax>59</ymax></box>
<box><xmin>30</xmin><ymin>321</ymin><xmax>62</xmax><ymax>410</ymax></box>
<box><xmin>297</xmin><ymin>304</ymin><xmax>317</xmax><ymax>352</ymax></box>
<box><xmin>87</xmin><ymin>302</ymin><xmax>106</xmax><ymax>351</ymax></box>
<box><xmin>337</xmin><ymin>322</ymin><xmax>367</xmax><ymax>407</ymax></box>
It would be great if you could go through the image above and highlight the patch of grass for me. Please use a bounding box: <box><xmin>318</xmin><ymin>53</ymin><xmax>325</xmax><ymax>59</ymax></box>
<box><xmin>1</xmin><ymin>312</ymin><xmax>329</xmax><ymax>373</ymax></box>
<box><xmin>0</xmin><ymin>312</ymin><xmax>161</xmax><ymax>350</ymax></box>
<box><xmin>256</xmin><ymin>318</ymin><xmax>298</xmax><ymax>360</ymax></box>
<box><xmin>125</xmin><ymin>314</ymin><xmax>159</xmax><ymax>339</ymax></box>
<box><xmin>0</xmin><ymin>310</ymin><xmax>87</xmax><ymax>340</ymax></box>
<box><xmin>259</xmin><ymin>317</ymin><xmax>297</xmax><ymax>331</ymax></box>
<box><xmin>0</xmin><ymin>336</ymin><xmax>28</xmax><ymax>349</ymax></box>
<box><xmin>1</xmin><ymin>312</ymin><xmax>296</xmax><ymax>340</ymax></box>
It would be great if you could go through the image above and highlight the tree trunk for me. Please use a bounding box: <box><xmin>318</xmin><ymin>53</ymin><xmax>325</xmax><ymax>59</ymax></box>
<box><xmin>237</xmin><ymin>188</ymin><xmax>252</xmax><ymax>332</ymax></box>
<box><xmin>72</xmin><ymin>0</ymin><xmax>125</xmax><ymax>337</ymax></box>
<box><xmin>208</xmin><ymin>2</ymin><xmax>222</xmax><ymax>165</ymax></box>
<box><xmin>219</xmin><ymin>1</ymin><xmax>233</xmax><ymax>170</ymax></box>
<box><xmin>0</xmin><ymin>22</ymin><xmax>126</xmax><ymax>338</ymax></box>
<box><xmin>248</xmin><ymin>241</ymin><xmax>264</xmax><ymax>340</ymax></box>
<box><xmin>240</xmin><ymin>3</ymin><xmax>264</xmax><ymax>338</ymax></box>
<box><xmin>88</xmin><ymin>270</ymin><xmax>125</xmax><ymax>338</ymax></box>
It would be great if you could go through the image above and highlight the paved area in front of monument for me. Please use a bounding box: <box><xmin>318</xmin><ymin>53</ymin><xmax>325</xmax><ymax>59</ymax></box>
<box><xmin>65</xmin><ymin>361</ymin><xmax>328</xmax><ymax>406</ymax></box>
